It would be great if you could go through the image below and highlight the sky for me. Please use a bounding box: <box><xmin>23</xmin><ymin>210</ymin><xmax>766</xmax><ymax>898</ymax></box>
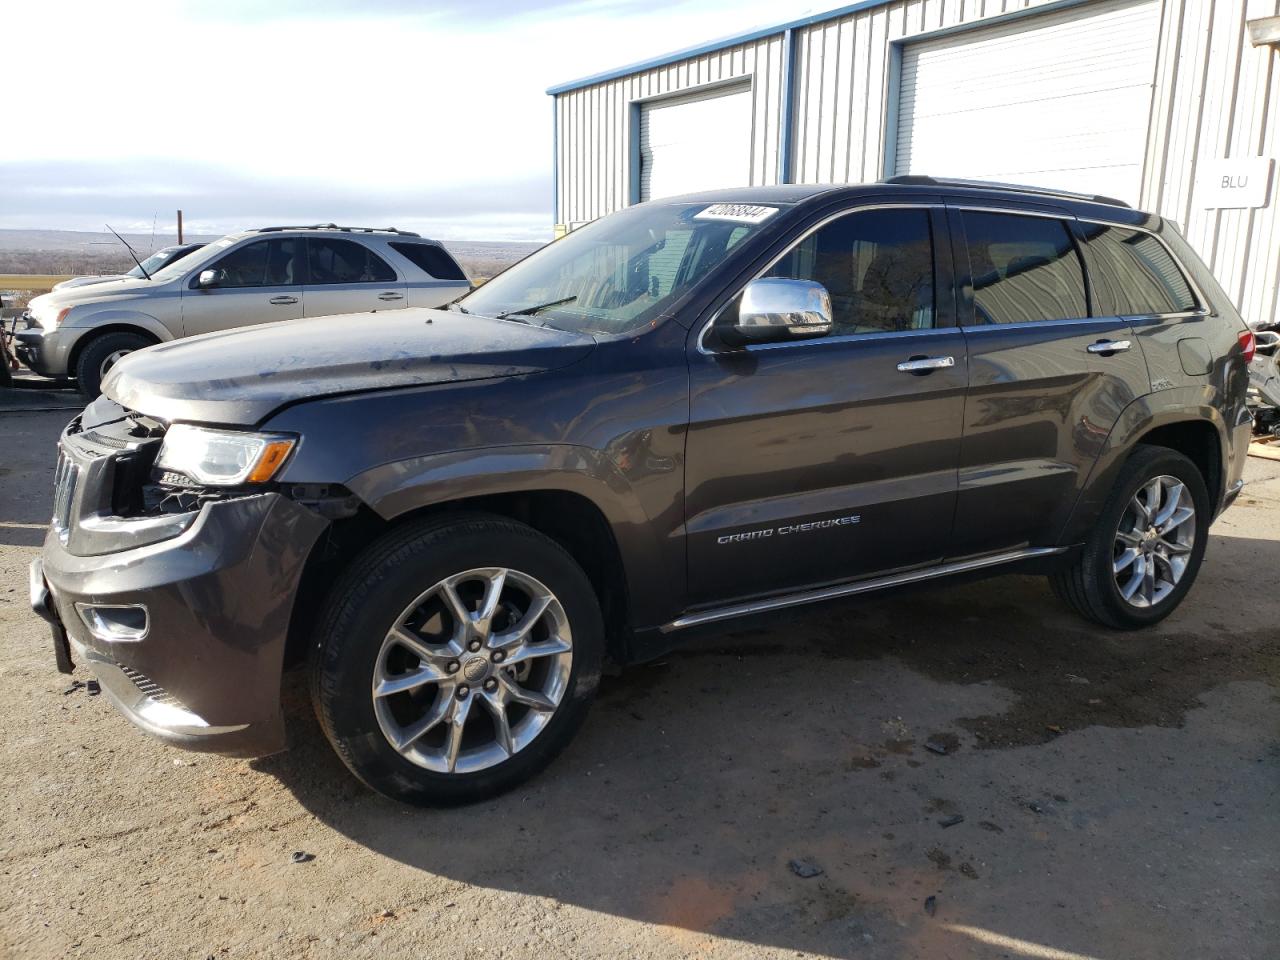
<box><xmin>2</xmin><ymin>0</ymin><xmax>811</xmax><ymax>242</ymax></box>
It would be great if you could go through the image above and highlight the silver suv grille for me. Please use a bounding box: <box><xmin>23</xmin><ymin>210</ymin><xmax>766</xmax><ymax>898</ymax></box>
<box><xmin>51</xmin><ymin>450</ymin><xmax>80</xmax><ymax>543</ymax></box>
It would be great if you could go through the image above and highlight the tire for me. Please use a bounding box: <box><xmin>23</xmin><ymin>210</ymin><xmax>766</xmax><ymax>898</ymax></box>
<box><xmin>1050</xmin><ymin>446</ymin><xmax>1210</xmax><ymax>630</ymax></box>
<box><xmin>309</xmin><ymin>513</ymin><xmax>604</xmax><ymax>806</ymax></box>
<box><xmin>74</xmin><ymin>331</ymin><xmax>153</xmax><ymax>400</ymax></box>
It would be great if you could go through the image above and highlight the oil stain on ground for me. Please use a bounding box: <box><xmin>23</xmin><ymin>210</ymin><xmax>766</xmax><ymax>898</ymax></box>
<box><xmin>611</xmin><ymin>574</ymin><xmax>1279</xmax><ymax>749</ymax></box>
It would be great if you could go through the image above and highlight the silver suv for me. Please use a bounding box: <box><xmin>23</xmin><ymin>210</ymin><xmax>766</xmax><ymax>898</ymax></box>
<box><xmin>16</xmin><ymin>225</ymin><xmax>471</xmax><ymax>398</ymax></box>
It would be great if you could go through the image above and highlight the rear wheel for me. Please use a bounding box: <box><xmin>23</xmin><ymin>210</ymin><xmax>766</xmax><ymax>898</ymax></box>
<box><xmin>310</xmin><ymin>514</ymin><xmax>604</xmax><ymax>806</ymax></box>
<box><xmin>1051</xmin><ymin>446</ymin><xmax>1210</xmax><ymax>629</ymax></box>
<box><xmin>74</xmin><ymin>331</ymin><xmax>153</xmax><ymax>399</ymax></box>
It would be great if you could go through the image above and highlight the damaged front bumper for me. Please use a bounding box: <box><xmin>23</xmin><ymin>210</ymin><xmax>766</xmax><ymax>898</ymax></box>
<box><xmin>33</xmin><ymin>491</ymin><xmax>328</xmax><ymax>757</ymax></box>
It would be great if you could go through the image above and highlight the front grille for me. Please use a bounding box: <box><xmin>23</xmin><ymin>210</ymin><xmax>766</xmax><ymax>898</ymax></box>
<box><xmin>118</xmin><ymin>664</ymin><xmax>185</xmax><ymax>709</ymax></box>
<box><xmin>82</xmin><ymin>430</ymin><xmax>129</xmax><ymax>450</ymax></box>
<box><xmin>50</xmin><ymin>450</ymin><xmax>80</xmax><ymax>542</ymax></box>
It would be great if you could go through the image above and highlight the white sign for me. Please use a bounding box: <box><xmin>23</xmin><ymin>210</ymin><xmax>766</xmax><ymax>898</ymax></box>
<box><xmin>694</xmin><ymin>203</ymin><xmax>778</xmax><ymax>224</ymax></box>
<box><xmin>1198</xmin><ymin>157</ymin><xmax>1273</xmax><ymax>209</ymax></box>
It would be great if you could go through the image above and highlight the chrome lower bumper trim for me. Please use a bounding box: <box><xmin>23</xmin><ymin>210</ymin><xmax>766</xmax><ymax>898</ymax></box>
<box><xmin>661</xmin><ymin>546</ymin><xmax>1068</xmax><ymax>632</ymax></box>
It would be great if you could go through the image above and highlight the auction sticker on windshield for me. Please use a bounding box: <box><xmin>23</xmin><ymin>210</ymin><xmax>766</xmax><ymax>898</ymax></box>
<box><xmin>694</xmin><ymin>204</ymin><xmax>778</xmax><ymax>224</ymax></box>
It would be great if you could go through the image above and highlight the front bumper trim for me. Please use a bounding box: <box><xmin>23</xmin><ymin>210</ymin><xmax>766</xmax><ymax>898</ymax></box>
<box><xmin>70</xmin><ymin>636</ymin><xmax>282</xmax><ymax>756</ymax></box>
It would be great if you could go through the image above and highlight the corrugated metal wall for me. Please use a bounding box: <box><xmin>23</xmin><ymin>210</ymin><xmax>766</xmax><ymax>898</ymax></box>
<box><xmin>555</xmin><ymin>34</ymin><xmax>788</xmax><ymax>227</ymax></box>
<box><xmin>554</xmin><ymin>0</ymin><xmax>1279</xmax><ymax>323</ymax></box>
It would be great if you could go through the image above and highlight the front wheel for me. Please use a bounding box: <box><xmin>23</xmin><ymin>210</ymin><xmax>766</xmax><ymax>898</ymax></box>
<box><xmin>1051</xmin><ymin>446</ymin><xmax>1210</xmax><ymax>629</ymax></box>
<box><xmin>309</xmin><ymin>515</ymin><xmax>604</xmax><ymax>806</ymax></box>
<box><xmin>74</xmin><ymin>331</ymin><xmax>153</xmax><ymax>399</ymax></box>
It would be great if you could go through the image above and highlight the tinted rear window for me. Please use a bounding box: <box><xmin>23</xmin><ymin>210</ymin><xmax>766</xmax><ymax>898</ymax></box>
<box><xmin>961</xmin><ymin>212</ymin><xmax>1088</xmax><ymax>325</ymax></box>
<box><xmin>1077</xmin><ymin>224</ymin><xmax>1199</xmax><ymax>316</ymax></box>
<box><xmin>390</xmin><ymin>242</ymin><xmax>467</xmax><ymax>281</ymax></box>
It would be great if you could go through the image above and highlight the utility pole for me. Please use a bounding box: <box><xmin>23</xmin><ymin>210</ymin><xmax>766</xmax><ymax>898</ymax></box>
<box><xmin>177</xmin><ymin>210</ymin><xmax>184</xmax><ymax>244</ymax></box>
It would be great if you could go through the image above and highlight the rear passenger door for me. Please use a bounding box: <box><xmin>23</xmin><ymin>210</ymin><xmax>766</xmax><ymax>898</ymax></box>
<box><xmin>302</xmin><ymin>237</ymin><xmax>407</xmax><ymax>317</ymax></box>
<box><xmin>947</xmin><ymin>206</ymin><xmax>1150</xmax><ymax>559</ymax></box>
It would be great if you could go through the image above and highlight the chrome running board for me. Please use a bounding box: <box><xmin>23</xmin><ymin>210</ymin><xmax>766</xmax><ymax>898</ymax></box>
<box><xmin>661</xmin><ymin>547</ymin><xmax>1067</xmax><ymax>632</ymax></box>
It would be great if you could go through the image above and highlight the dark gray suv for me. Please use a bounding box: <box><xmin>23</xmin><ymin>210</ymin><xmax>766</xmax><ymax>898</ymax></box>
<box><xmin>30</xmin><ymin>179</ymin><xmax>1253</xmax><ymax>805</ymax></box>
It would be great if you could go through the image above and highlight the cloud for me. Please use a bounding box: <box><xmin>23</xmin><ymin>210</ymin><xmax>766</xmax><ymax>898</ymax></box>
<box><xmin>1</xmin><ymin>0</ymin><xmax>793</xmax><ymax>239</ymax></box>
<box><xmin>0</xmin><ymin>159</ymin><xmax>551</xmax><ymax>240</ymax></box>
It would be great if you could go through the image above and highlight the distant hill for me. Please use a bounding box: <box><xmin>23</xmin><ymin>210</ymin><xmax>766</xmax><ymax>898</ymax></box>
<box><xmin>0</xmin><ymin>229</ymin><xmax>544</xmax><ymax>281</ymax></box>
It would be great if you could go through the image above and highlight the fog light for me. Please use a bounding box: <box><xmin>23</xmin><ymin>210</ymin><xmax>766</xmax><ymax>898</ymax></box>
<box><xmin>75</xmin><ymin>603</ymin><xmax>149</xmax><ymax>642</ymax></box>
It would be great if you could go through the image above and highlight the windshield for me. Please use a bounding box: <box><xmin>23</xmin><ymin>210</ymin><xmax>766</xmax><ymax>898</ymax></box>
<box><xmin>149</xmin><ymin>236</ymin><xmax>238</xmax><ymax>283</ymax></box>
<box><xmin>459</xmin><ymin>202</ymin><xmax>778</xmax><ymax>336</ymax></box>
<box><xmin>125</xmin><ymin>247</ymin><xmax>182</xmax><ymax>279</ymax></box>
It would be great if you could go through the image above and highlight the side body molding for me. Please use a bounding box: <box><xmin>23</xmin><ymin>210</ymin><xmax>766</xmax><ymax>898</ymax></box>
<box><xmin>345</xmin><ymin>443</ymin><xmax>680</xmax><ymax>632</ymax></box>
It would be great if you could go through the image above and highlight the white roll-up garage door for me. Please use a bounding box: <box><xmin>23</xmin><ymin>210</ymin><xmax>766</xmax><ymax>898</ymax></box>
<box><xmin>894</xmin><ymin>0</ymin><xmax>1160</xmax><ymax>204</ymax></box>
<box><xmin>639</xmin><ymin>83</ymin><xmax>752</xmax><ymax>202</ymax></box>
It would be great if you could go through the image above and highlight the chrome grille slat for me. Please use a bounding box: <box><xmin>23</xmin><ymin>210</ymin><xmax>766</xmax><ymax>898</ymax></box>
<box><xmin>51</xmin><ymin>450</ymin><xmax>79</xmax><ymax>541</ymax></box>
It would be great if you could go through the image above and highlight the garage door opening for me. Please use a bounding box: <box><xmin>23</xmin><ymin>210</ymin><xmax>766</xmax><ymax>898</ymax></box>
<box><xmin>893</xmin><ymin>0</ymin><xmax>1160</xmax><ymax>204</ymax></box>
<box><xmin>638</xmin><ymin>83</ymin><xmax>752</xmax><ymax>202</ymax></box>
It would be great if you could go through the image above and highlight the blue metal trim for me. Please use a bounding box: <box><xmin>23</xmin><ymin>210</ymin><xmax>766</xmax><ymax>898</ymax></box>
<box><xmin>779</xmin><ymin>28</ymin><xmax>797</xmax><ymax>184</ymax></box>
<box><xmin>881</xmin><ymin>41</ymin><xmax>903</xmax><ymax>179</ymax></box>
<box><xmin>546</xmin><ymin>0</ymin><xmax>894</xmax><ymax>95</ymax></box>
<box><xmin>628</xmin><ymin>101</ymin><xmax>642</xmax><ymax>205</ymax></box>
<box><xmin>551</xmin><ymin>96</ymin><xmax>560</xmax><ymax>224</ymax></box>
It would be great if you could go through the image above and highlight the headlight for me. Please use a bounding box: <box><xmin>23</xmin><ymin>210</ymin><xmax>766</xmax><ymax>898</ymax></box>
<box><xmin>34</xmin><ymin>306</ymin><xmax>70</xmax><ymax>329</ymax></box>
<box><xmin>155</xmin><ymin>425</ymin><xmax>296</xmax><ymax>486</ymax></box>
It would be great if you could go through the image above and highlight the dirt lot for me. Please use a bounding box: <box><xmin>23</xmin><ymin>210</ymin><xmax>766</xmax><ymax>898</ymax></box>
<box><xmin>1</xmin><ymin>406</ymin><xmax>1277</xmax><ymax>960</ymax></box>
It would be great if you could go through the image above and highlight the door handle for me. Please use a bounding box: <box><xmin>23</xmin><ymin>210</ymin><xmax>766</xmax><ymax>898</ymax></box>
<box><xmin>377</xmin><ymin>292</ymin><xmax>404</xmax><ymax>301</ymax></box>
<box><xmin>896</xmin><ymin>355</ymin><xmax>955</xmax><ymax>373</ymax></box>
<box><xmin>1086</xmin><ymin>339</ymin><xmax>1131</xmax><ymax>354</ymax></box>
<box><xmin>269</xmin><ymin>296</ymin><xmax>298</xmax><ymax>305</ymax></box>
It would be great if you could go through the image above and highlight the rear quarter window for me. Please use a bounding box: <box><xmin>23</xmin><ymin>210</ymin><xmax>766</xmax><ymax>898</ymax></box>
<box><xmin>1076</xmin><ymin>224</ymin><xmax>1199</xmax><ymax>316</ymax></box>
<box><xmin>390</xmin><ymin>242</ymin><xmax>468</xmax><ymax>281</ymax></box>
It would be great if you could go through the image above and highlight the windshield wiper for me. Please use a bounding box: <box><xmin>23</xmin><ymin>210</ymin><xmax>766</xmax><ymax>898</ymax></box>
<box><xmin>496</xmin><ymin>295</ymin><xmax>576</xmax><ymax>320</ymax></box>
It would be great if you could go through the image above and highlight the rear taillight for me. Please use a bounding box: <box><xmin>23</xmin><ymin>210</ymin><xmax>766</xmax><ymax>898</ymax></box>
<box><xmin>1240</xmin><ymin>330</ymin><xmax>1256</xmax><ymax>363</ymax></box>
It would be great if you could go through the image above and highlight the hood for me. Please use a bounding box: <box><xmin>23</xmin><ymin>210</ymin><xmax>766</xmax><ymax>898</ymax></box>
<box><xmin>53</xmin><ymin>274</ymin><xmax>130</xmax><ymax>291</ymax></box>
<box><xmin>104</xmin><ymin>308</ymin><xmax>596</xmax><ymax>426</ymax></box>
<box><xmin>29</xmin><ymin>276</ymin><xmax>165</xmax><ymax>321</ymax></box>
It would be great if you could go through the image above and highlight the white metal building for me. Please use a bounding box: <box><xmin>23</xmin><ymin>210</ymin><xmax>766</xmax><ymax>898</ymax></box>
<box><xmin>548</xmin><ymin>0</ymin><xmax>1280</xmax><ymax>325</ymax></box>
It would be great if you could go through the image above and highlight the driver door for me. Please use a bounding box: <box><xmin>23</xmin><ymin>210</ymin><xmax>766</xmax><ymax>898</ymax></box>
<box><xmin>684</xmin><ymin>204</ymin><xmax>968</xmax><ymax>605</ymax></box>
<box><xmin>180</xmin><ymin>237</ymin><xmax>305</xmax><ymax>336</ymax></box>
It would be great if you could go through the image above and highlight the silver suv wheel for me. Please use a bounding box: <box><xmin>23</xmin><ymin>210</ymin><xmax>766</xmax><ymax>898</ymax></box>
<box><xmin>372</xmin><ymin>566</ymin><xmax>573</xmax><ymax>774</ymax></box>
<box><xmin>1112</xmin><ymin>475</ymin><xmax>1196</xmax><ymax>609</ymax></box>
<box><xmin>99</xmin><ymin>348</ymin><xmax>132</xmax><ymax>380</ymax></box>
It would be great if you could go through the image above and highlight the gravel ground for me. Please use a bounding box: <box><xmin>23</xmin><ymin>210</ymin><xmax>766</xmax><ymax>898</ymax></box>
<box><xmin>1</xmin><ymin>407</ymin><xmax>1277</xmax><ymax>960</ymax></box>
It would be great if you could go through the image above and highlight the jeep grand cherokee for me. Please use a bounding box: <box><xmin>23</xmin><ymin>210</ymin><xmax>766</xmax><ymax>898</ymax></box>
<box><xmin>30</xmin><ymin>178</ymin><xmax>1253</xmax><ymax>805</ymax></box>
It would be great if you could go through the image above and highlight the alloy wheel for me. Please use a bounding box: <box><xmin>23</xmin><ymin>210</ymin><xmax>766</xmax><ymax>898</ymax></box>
<box><xmin>1112</xmin><ymin>475</ymin><xmax>1196</xmax><ymax>609</ymax></box>
<box><xmin>372</xmin><ymin>567</ymin><xmax>573</xmax><ymax>774</ymax></box>
<box><xmin>99</xmin><ymin>349</ymin><xmax>131</xmax><ymax>380</ymax></box>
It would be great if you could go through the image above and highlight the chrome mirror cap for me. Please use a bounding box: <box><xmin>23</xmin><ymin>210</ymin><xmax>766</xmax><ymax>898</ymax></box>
<box><xmin>732</xmin><ymin>278</ymin><xmax>833</xmax><ymax>344</ymax></box>
<box><xmin>196</xmin><ymin>269</ymin><xmax>219</xmax><ymax>288</ymax></box>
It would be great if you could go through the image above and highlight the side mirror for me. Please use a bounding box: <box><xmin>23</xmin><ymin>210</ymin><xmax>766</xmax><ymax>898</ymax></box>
<box><xmin>725</xmin><ymin>278</ymin><xmax>832</xmax><ymax>346</ymax></box>
<box><xmin>196</xmin><ymin>269</ymin><xmax>220</xmax><ymax>289</ymax></box>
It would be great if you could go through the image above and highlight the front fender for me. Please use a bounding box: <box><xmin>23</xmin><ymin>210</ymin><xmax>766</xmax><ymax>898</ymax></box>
<box><xmin>345</xmin><ymin>443</ymin><xmax>679</xmax><ymax>630</ymax></box>
<box><xmin>67</xmin><ymin>308</ymin><xmax>176</xmax><ymax>343</ymax></box>
<box><xmin>1057</xmin><ymin>386</ymin><xmax>1231</xmax><ymax>545</ymax></box>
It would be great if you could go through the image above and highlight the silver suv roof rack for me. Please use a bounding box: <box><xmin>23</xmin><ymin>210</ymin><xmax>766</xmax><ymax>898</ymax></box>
<box><xmin>250</xmin><ymin>223</ymin><xmax>423</xmax><ymax>238</ymax></box>
<box><xmin>882</xmin><ymin>175</ymin><xmax>1130</xmax><ymax>209</ymax></box>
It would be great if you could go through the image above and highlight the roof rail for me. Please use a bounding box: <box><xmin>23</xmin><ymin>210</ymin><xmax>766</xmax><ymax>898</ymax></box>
<box><xmin>882</xmin><ymin>175</ymin><xmax>1130</xmax><ymax>208</ymax></box>
<box><xmin>249</xmin><ymin>223</ymin><xmax>423</xmax><ymax>237</ymax></box>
